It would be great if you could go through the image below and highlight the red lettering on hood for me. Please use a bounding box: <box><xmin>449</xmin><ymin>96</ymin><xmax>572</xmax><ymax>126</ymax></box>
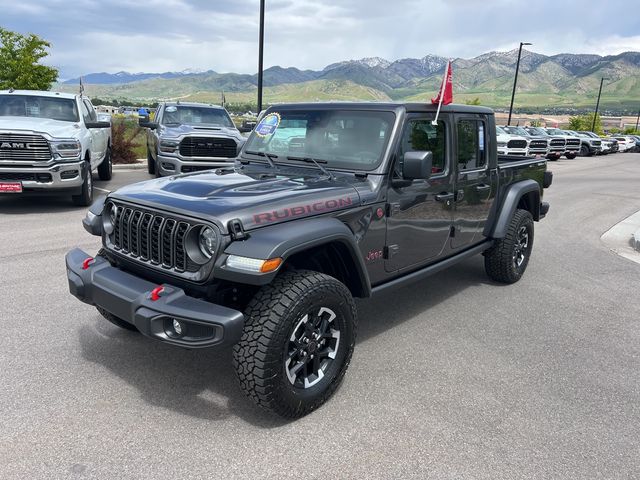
<box><xmin>253</xmin><ymin>196</ymin><xmax>354</xmax><ymax>225</ymax></box>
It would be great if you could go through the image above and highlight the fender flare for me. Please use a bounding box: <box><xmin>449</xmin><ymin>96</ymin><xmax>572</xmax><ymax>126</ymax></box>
<box><xmin>487</xmin><ymin>179</ymin><xmax>541</xmax><ymax>239</ymax></box>
<box><xmin>213</xmin><ymin>217</ymin><xmax>371</xmax><ymax>296</ymax></box>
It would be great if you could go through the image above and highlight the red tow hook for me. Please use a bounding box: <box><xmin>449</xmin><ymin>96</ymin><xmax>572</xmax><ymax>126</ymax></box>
<box><xmin>82</xmin><ymin>257</ymin><xmax>95</xmax><ymax>270</ymax></box>
<box><xmin>150</xmin><ymin>286</ymin><xmax>165</xmax><ymax>301</ymax></box>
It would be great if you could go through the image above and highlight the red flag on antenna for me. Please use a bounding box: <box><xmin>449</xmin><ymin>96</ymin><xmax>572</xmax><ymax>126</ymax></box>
<box><xmin>431</xmin><ymin>61</ymin><xmax>453</xmax><ymax>105</ymax></box>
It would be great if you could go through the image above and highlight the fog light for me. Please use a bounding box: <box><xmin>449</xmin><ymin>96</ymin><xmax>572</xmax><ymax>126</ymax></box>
<box><xmin>172</xmin><ymin>319</ymin><xmax>183</xmax><ymax>336</ymax></box>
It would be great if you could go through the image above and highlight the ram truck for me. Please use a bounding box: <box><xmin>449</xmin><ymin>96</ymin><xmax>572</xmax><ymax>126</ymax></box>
<box><xmin>496</xmin><ymin>126</ymin><xmax>528</xmax><ymax>156</ymax></box>
<box><xmin>544</xmin><ymin>127</ymin><xmax>580</xmax><ymax>159</ymax></box>
<box><xmin>524</xmin><ymin>126</ymin><xmax>566</xmax><ymax>160</ymax></box>
<box><xmin>0</xmin><ymin>90</ymin><xmax>112</xmax><ymax>205</ymax></box>
<box><xmin>502</xmin><ymin>126</ymin><xmax>549</xmax><ymax>157</ymax></box>
<box><xmin>140</xmin><ymin>101</ymin><xmax>247</xmax><ymax>177</ymax></box>
<box><xmin>66</xmin><ymin>103</ymin><xmax>552</xmax><ymax>418</ymax></box>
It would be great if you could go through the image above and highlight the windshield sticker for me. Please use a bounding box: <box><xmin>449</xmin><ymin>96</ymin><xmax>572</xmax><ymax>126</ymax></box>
<box><xmin>255</xmin><ymin>112</ymin><xmax>281</xmax><ymax>137</ymax></box>
<box><xmin>165</xmin><ymin>106</ymin><xmax>177</xmax><ymax>113</ymax></box>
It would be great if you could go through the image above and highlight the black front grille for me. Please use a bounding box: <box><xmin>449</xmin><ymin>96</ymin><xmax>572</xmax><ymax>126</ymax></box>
<box><xmin>181</xmin><ymin>165</ymin><xmax>215</xmax><ymax>173</ymax></box>
<box><xmin>550</xmin><ymin>139</ymin><xmax>565</xmax><ymax>148</ymax></box>
<box><xmin>528</xmin><ymin>140</ymin><xmax>548</xmax><ymax>150</ymax></box>
<box><xmin>109</xmin><ymin>202</ymin><xmax>204</xmax><ymax>274</ymax></box>
<box><xmin>566</xmin><ymin>139</ymin><xmax>580</xmax><ymax>147</ymax></box>
<box><xmin>0</xmin><ymin>134</ymin><xmax>51</xmax><ymax>162</ymax></box>
<box><xmin>0</xmin><ymin>172</ymin><xmax>52</xmax><ymax>182</ymax></box>
<box><xmin>592</xmin><ymin>140</ymin><xmax>601</xmax><ymax>146</ymax></box>
<box><xmin>507</xmin><ymin>139</ymin><xmax>527</xmax><ymax>149</ymax></box>
<box><xmin>179</xmin><ymin>137</ymin><xmax>237</xmax><ymax>158</ymax></box>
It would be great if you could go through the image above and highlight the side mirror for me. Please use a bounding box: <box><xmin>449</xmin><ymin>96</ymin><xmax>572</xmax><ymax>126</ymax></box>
<box><xmin>85</xmin><ymin>121</ymin><xmax>111</xmax><ymax>129</ymax></box>
<box><xmin>402</xmin><ymin>151</ymin><xmax>433</xmax><ymax>180</ymax></box>
<box><xmin>139</xmin><ymin>118</ymin><xmax>158</xmax><ymax>129</ymax></box>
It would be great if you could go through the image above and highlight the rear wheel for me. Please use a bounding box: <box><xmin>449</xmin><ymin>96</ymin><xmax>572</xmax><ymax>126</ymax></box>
<box><xmin>97</xmin><ymin>145</ymin><xmax>113</xmax><ymax>181</ymax></box>
<box><xmin>147</xmin><ymin>148</ymin><xmax>156</xmax><ymax>175</ymax></box>
<box><xmin>71</xmin><ymin>161</ymin><xmax>93</xmax><ymax>206</ymax></box>
<box><xmin>233</xmin><ymin>270</ymin><xmax>357</xmax><ymax>418</ymax></box>
<box><xmin>484</xmin><ymin>209</ymin><xmax>534</xmax><ymax>284</ymax></box>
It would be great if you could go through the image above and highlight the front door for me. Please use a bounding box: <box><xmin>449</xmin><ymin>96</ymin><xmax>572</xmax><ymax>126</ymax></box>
<box><xmin>451</xmin><ymin>116</ymin><xmax>494</xmax><ymax>249</ymax></box>
<box><xmin>385</xmin><ymin>115</ymin><xmax>455</xmax><ymax>272</ymax></box>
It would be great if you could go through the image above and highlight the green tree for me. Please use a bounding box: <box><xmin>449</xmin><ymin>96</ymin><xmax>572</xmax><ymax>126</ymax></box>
<box><xmin>568</xmin><ymin>113</ymin><xmax>603</xmax><ymax>134</ymax></box>
<box><xmin>529</xmin><ymin>119</ymin><xmax>542</xmax><ymax>127</ymax></box>
<box><xmin>0</xmin><ymin>27</ymin><xmax>58</xmax><ymax>90</ymax></box>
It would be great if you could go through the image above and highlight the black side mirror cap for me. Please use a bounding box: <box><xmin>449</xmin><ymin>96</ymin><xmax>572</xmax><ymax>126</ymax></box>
<box><xmin>85</xmin><ymin>121</ymin><xmax>111</xmax><ymax>129</ymax></box>
<box><xmin>402</xmin><ymin>151</ymin><xmax>433</xmax><ymax>180</ymax></box>
<box><xmin>139</xmin><ymin>118</ymin><xmax>158</xmax><ymax>129</ymax></box>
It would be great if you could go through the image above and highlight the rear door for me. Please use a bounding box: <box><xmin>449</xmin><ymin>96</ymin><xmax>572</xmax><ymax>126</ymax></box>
<box><xmin>451</xmin><ymin>115</ymin><xmax>494</xmax><ymax>249</ymax></box>
<box><xmin>384</xmin><ymin>114</ymin><xmax>455</xmax><ymax>272</ymax></box>
<box><xmin>81</xmin><ymin>99</ymin><xmax>106</xmax><ymax>165</ymax></box>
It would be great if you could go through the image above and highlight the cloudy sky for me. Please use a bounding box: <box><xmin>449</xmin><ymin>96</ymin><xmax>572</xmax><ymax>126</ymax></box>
<box><xmin>1</xmin><ymin>0</ymin><xmax>639</xmax><ymax>79</ymax></box>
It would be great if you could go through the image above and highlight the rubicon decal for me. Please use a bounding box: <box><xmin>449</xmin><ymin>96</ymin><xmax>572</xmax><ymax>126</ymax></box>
<box><xmin>253</xmin><ymin>196</ymin><xmax>355</xmax><ymax>224</ymax></box>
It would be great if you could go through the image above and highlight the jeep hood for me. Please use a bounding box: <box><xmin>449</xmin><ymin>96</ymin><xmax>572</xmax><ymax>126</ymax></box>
<box><xmin>109</xmin><ymin>167</ymin><xmax>363</xmax><ymax>233</ymax></box>
<box><xmin>160</xmin><ymin>123</ymin><xmax>243</xmax><ymax>140</ymax></box>
<box><xmin>0</xmin><ymin>116</ymin><xmax>81</xmax><ymax>139</ymax></box>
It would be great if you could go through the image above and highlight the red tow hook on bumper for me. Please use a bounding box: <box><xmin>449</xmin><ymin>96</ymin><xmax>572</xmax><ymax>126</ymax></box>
<box><xmin>82</xmin><ymin>257</ymin><xmax>95</xmax><ymax>270</ymax></box>
<box><xmin>150</xmin><ymin>286</ymin><xmax>165</xmax><ymax>301</ymax></box>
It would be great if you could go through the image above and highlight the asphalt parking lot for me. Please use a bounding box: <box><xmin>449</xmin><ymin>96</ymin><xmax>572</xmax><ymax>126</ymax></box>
<box><xmin>1</xmin><ymin>154</ymin><xmax>640</xmax><ymax>479</ymax></box>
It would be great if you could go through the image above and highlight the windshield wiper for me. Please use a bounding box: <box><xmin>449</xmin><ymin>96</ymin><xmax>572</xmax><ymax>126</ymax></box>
<box><xmin>244</xmin><ymin>150</ymin><xmax>279</xmax><ymax>169</ymax></box>
<box><xmin>285</xmin><ymin>156</ymin><xmax>334</xmax><ymax>180</ymax></box>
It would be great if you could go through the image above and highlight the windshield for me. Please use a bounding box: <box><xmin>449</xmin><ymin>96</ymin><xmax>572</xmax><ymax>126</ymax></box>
<box><xmin>527</xmin><ymin>127</ymin><xmax>548</xmax><ymax>136</ymax></box>
<box><xmin>504</xmin><ymin>126</ymin><xmax>529</xmax><ymax>136</ymax></box>
<box><xmin>546</xmin><ymin>128</ymin><xmax>564</xmax><ymax>135</ymax></box>
<box><xmin>0</xmin><ymin>95</ymin><xmax>79</xmax><ymax>122</ymax></box>
<box><xmin>496</xmin><ymin>126</ymin><xmax>507</xmax><ymax>135</ymax></box>
<box><xmin>162</xmin><ymin>106</ymin><xmax>234</xmax><ymax>128</ymax></box>
<box><xmin>243</xmin><ymin>109</ymin><xmax>396</xmax><ymax>170</ymax></box>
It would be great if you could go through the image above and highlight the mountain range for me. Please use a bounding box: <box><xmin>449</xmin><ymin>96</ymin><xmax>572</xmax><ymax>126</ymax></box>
<box><xmin>58</xmin><ymin>49</ymin><xmax>640</xmax><ymax>113</ymax></box>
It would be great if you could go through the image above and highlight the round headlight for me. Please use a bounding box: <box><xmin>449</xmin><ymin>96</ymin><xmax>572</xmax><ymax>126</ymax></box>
<box><xmin>198</xmin><ymin>227</ymin><xmax>217</xmax><ymax>258</ymax></box>
<box><xmin>103</xmin><ymin>203</ymin><xmax>117</xmax><ymax>235</ymax></box>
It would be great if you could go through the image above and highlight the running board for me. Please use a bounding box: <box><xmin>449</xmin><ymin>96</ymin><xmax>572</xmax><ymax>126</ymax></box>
<box><xmin>371</xmin><ymin>240</ymin><xmax>494</xmax><ymax>296</ymax></box>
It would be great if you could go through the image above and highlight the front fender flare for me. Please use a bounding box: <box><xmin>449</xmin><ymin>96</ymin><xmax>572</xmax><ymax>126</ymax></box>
<box><xmin>213</xmin><ymin>217</ymin><xmax>371</xmax><ymax>295</ymax></box>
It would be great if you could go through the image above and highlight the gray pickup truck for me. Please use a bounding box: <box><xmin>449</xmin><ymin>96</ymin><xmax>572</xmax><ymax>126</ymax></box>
<box><xmin>67</xmin><ymin>102</ymin><xmax>552</xmax><ymax>418</ymax></box>
<box><xmin>140</xmin><ymin>101</ymin><xmax>246</xmax><ymax>177</ymax></box>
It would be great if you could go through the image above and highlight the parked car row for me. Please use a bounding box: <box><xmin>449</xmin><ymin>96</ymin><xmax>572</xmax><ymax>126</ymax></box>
<box><xmin>496</xmin><ymin>124</ymin><xmax>639</xmax><ymax>161</ymax></box>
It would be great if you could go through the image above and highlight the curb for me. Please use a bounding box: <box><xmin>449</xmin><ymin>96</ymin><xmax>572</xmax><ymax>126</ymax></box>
<box><xmin>113</xmin><ymin>160</ymin><xmax>147</xmax><ymax>171</ymax></box>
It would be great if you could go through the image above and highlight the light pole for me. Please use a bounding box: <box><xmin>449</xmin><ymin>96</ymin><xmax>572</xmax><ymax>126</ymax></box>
<box><xmin>592</xmin><ymin>77</ymin><xmax>607</xmax><ymax>132</ymax></box>
<box><xmin>635</xmin><ymin>108</ymin><xmax>639</xmax><ymax>132</ymax></box>
<box><xmin>257</xmin><ymin>0</ymin><xmax>265</xmax><ymax>114</ymax></box>
<box><xmin>507</xmin><ymin>42</ymin><xmax>532</xmax><ymax>126</ymax></box>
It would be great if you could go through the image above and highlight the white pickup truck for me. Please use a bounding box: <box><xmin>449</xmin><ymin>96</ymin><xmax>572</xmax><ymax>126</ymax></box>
<box><xmin>0</xmin><ymin>90</ymin><xmax>112</xmax><ymax>206</ymax></box>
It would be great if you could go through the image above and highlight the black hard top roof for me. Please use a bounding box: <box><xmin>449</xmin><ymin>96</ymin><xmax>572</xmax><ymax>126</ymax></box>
<box><xmin>264</xmin><ymin>102</ymin><xmax>494</xmax><ymax>115</ymax></box>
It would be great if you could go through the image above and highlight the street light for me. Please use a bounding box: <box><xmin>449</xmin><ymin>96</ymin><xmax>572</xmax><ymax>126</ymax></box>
<box><xmin>257</xmin><ymin>0</ymin><xmax>265</xmax><ymax>114</ymax></box>
<box><xmin>592</xmin><ymin>77</ymin><xmax>608</xmax><ymax>132</ymax></box>
<box><xmin>507</xmin><ymin>42</ymin><xmax>532</xmax><ymax>126</ymax></box>
<box><xmin>634</xmin><ymin>108</ymin><xmax>639</xmax><ymax>132</ymax></box>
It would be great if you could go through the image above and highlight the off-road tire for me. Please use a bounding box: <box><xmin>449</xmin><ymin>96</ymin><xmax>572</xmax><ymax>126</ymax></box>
<box><xmin>147</xmin><ymin>148</ymin><xmax>156</xmax><ymax>175</ymax></box>
<box><xmin>484</xmin><ymin>209</ymin><xmax>534</xmax><ymax>284</ymax></box>
<box><xmin>97</xmin><ymin>145</ymin><xmax>113</xmax><ymax>181</ymax></box>
<box><xmin>72</xmin><ymin>161</ymin><xmax>93</xmax><ymax>206</ymax></box>
<box><xmin>565</xmin><ymin>153</ymin><xmax>577</xmax><ymax>160</ymax></box>
<box><xmin>579</xmin><ymin>144</ymin><xmax>590</xmax><ymax>157</ymax></box>
<box><xmin>96</xmin><ymin>305</ymin><xmax>138</xmax><ymax>331</ymax></box>
<box><xmin>233</xmin><ymin>269</ymin><xmax>357</xmax><ymax>418</ymax></box>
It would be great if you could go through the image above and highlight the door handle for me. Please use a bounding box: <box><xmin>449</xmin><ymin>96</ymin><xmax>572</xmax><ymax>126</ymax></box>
<box><xmin>435</xmin><ymin>193</ymin><xmax>455</xmax><ymax>202</ymax></box>
<box><xmin>475</xmin><ymin>184</ymin><xmax>491</xmax><ymax>192</ymax></box>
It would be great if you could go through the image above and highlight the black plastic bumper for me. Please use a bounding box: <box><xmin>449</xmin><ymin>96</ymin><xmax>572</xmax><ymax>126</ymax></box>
<box><xmin>66</xmin><ymin>248</ymin><xmax>244</xmax><ymax>348</ymax></box>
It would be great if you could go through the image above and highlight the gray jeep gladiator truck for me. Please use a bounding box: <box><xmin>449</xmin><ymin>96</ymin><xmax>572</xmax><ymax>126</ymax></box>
<box><xmin>66</xmin><ymin>102</ymin><xmax>552</xmax><ymax>418</ymax></box>
<box><xmin>140</xmin><ymin>101</ymin><xmax>246</xmax><ymax>177</ymax></box>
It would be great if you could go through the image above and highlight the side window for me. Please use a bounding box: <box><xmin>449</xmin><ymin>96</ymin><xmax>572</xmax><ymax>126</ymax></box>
<box><xmin>83</xmin><ymin>100</ymin><xmax>97</xmax><ymax>122</ymax></box>
<box><xmin>396</xmin><ymin>119</ymin><xmax>447</xmax><ymax>177</ymax></box>
<box><xmin>457</xmin><ymin>119</ymin><xmax>487</xmax><ymax>170</ymax></box>
<box><xmin>80</xmin><ymin>101</ymin><xmax>92</xmax><ymax>124</ymax></box>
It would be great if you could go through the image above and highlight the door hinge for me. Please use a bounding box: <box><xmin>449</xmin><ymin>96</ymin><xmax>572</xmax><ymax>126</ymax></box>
<box><xmin>228</xmin><ymin>218</ymin><xmax>248</xmax><ymax>241</ymax></box>
<box><xmin>386</xmin><ymin>203</ymin><xmax>400</xmax><ymax>217</ymax></box>
<box><xmin>384</xmin><ymin>244</ymin><xmax>400</xmax><ymax>259</ymax></box>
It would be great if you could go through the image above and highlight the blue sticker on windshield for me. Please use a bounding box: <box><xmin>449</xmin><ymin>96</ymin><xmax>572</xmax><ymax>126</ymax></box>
<box><xmin>255</xmin><ymin>112</ymin><xmax>281</xmax><ymax>137</ymax></box>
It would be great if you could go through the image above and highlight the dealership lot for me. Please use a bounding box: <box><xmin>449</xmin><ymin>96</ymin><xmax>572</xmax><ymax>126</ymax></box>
<box><xmin>1</xmin><ymin>155</ymin><xmax>640</xmax><ymax>479</ymax></box>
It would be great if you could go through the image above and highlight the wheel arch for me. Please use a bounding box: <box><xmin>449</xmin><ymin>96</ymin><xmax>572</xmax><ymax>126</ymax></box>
<box><xmin>486</xmin><ymin>179</ymin><xmax>541</xmax><ymax>239</ymax></box>
<box><xmin>215</xmin><ymin>217</ymin><xmax>371</xmax><ymax>298</ymax></box>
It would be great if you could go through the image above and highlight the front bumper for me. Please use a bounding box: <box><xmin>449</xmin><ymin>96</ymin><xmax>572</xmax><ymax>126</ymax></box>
<box><xmin>0</xmin><ymin>160</ymin><xmax>85</xmax><ymax>191</ymax></box>
<box><xmin>66</xmin><ymin>248</ymin><xmax>244</xmax><ymax>348</ymax></box>
<box><xmin>157</xmin><ymin>154</ymin><xmax>236</xmax><ymax>176</ymax></box>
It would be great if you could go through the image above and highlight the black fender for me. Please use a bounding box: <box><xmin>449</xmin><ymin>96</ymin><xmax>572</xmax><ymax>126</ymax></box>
<box><xmin>486</xmin><ymin>179</ymin><xmax>541</xmax><ymax>239</ymax></box>
<box><xmin>213</xmin><ymin>217</ymin><xmax>371</xmax><ymax>296</ymax></box>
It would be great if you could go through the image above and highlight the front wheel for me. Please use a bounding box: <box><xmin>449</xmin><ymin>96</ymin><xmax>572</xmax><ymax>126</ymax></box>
<box><xmin>71</xmin><ymin>163</ymin><xmax>93</xmax><ymax>206</ymax></box>
<box><xmin>147</xmin><ymin>148</ymin><xmax>156</xmax><ymax>175</ymax></box>
<box><xmin>97</xmin><ymin>145</ymin><xmax>113</xmax><ymax>181</ymax></box>
<box><xmin>233</xmin><ymin>270</ymin><xmax>357</xmax><ymax>418</ymax></box>
<box><xmin>579</xmin><ymin>144</ymin><xmax>590</xmax><ymax>157</ymax></box>
<box><xmin>565</xmin><ymin>153</ymin><xmax>577</xmax><ymax>159</ymax></box>
<box><xmin>484</xmin><ymin>209</ymin><xmax>534</xmax><ymax>284</ymax></box>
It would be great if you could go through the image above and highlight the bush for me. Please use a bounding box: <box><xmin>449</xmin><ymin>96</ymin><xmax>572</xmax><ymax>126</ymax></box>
<box><xmin>568</xmin><ymin>113</ymin><xmax>603</xmax><ymax>134</ymax></box>
<box><xmin>111</xmin><ymin>119</ymin><xmax>144</xmax><ymax>164</ymax></box>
